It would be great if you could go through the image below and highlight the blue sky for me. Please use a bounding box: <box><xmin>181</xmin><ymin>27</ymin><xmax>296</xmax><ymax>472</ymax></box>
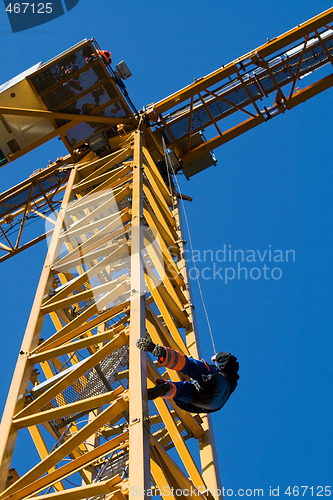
<box><xmin>0</xmin><ymin>0</ymin><xmax>332</xmax><ymax>494</ymax></box>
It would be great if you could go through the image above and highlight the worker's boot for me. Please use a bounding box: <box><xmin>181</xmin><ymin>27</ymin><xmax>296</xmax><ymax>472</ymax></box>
<box><xmin>136</xmin><ymin>339</ymin><xmax>166</xmax><ymax>359</ymax></box>
<box><xmin>147</xmin><ymin>379</ymin><xmax>173</xmax><ymax>400</ymax></box>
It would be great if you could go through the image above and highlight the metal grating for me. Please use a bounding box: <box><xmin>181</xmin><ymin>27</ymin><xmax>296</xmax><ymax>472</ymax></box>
<box><xmin>92</xmin><ymin>447</ymin><xmax>129</xmax><ymax>483</ymax></box>
<box><xmin>28</xmin><ymin>40</ymin><xmax>136</xmax><ymax>151</ymax></box>
<box><xmin>30</xmin><ymin>44</ymin><xmax>101</xmax><ymax>93</ymax></box>
<box><xmin>42</xmin><ymin>66</ymin><xmax>108</xmax><ymax>111</ymax></box>
<box><xmin>39</xmin><ymin>345</ymin><xmax>129</xmax><ymax>428</ymax></box>
<box><xmin>165</xmin><ymin>30</ymin><xmax>333</xmax><ymax>141</ymax></box>
<box><xmin>0</xmin><ymin>171</ymin><xmax>68</xmax><ymax>219</ymax></box>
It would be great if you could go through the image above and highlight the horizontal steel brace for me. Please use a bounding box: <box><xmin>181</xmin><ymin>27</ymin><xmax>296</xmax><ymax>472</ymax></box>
<box><xmin>0</xmin><ymin>106</ymin><xmax>133</xmax><ymax>125</ymax></box>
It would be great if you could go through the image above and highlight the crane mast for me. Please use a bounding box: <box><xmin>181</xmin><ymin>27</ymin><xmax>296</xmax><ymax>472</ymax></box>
<box><xmin>0</xmin><ymin>8</ymin><xmax>332</xmax><ymax>500</ymax></box>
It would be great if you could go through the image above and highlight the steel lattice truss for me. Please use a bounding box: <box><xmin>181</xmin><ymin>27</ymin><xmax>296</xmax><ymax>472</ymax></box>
<box><xmin>0</xmin><ymin>162</ymin><xmax>70</xmax><ymax>262</ymax></box>
<box><xmin>0</xmin><ymin>7</ymin><xmax>332</xmax><ymax>500</ymax></box>
<box><xmin>1</xmin><ymin>9</ymin><xmax>332</xmax><ymax>257</ymax></box>
<box><xmin>0</xmin><ymin>134</ymin><xmax>219</xmax><ymax>500</ymax></box>
<box><xmin>147</xmin><ymin>8</ymin><xmax>333</xmax><ymax>172</ymax></box>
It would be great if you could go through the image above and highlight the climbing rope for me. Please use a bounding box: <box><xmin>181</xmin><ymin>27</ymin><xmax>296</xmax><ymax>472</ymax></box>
<box><xmin>162</xmin><ymin>139</ymin><xmax>217</xmax><ymax>356</ymax></box>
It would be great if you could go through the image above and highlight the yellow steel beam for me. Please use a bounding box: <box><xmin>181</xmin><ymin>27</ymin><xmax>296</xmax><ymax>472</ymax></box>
<box><xmin>0</xmin><ymin>232</ymin><xmax>53</xmax><ymax>264</ymax></box>
<box><xmin>147</xmin><ymin>7</ymin><xmax>333</xmax><ymax>117</ymax></box>
<box><xmin>143</xmin><ymin>184</ymin><xmax>178</xmax><ymax>242</ymax></box>
<box><xmin>143</xmin><ymin>204</ymin><xmax>183</xmax><ymax>282</ymax></box>
<box><xmin>143</xmin><ymin>160</ymin><xmax>172</xmax><ymax>211</ymax></box>
<box><xmin>0</xmin><ymin>135</ymin><xmax>226</xmax><ymax>500</ymax></box>
<box><xmin>73</xmin><ymin>162</ymin><xmax>132</xmax><ymax>194</ymax></box>
<box><xmin>0</xmin><ymin>106</ymin><xmax>132</xmax><ymax>125</ymax></box>
<box><xmin>151</xmin><ymin>437</ymin><xmax>207</xmax><ymax>500</ymax></box>
<box><xmin>40</xmin><ymin>275</ymin><xmax>128</xmax><ymax>314</ymax></box>
<box><xmin>41</xmin><ymin>240</ymin><xmax>129</xmax><ymax>308</ymax></box>
<box><xmin>53</xmin><ymin>223</ymin><xmax>129</xmax><ymax>269</ymax></box>
<box><xmin>13</xmin><ymin>387</ymin><xmax>124</xmax><ymax>428</ymax></box>
<box><xmin>146</xmin><ymin>307</ymin><xmax>188</xmax><ymax>356</ymax></box>
<box><xmin>182</xmin><ymin>73</ymin><xmax>333</xmax><ymax>165</ymax></box>
<box><xmin>150</xmin><ymin>394</ymin><xmax>209</xmax><ymax>496</ymax></box>
<box><xmin>0</xmin><ymin>242</ymin><xmax>12</xmax><ymax>252</ymax></box>
<box><xmin>150</xmin><ymin>446</ymin><xmax>177</xmax><ymax>500</ymax></box>
<box><xmin>32</xmin><ymin>301</ymin><xmax>129</xmax><ymax>354</ymax></box>
<box><xmin>0</xmin><ymin>397</ymin><xmax>128</xmax><ymax>499</ymax></box>
<box><xmin>34</xmin><ymin>289</ymin><xmax>128</xmax><ymax>352</ymax></box>
<box><xmin>183</xmin><ymin>113</ymin><xmax>266</xmax><ymax>165</ymax></box>
<box><xmin>28</xmin><ymin>426</ymin><xmax>64</xmax><ymax>493</ymax></box>
<box><xmin>128</xmin><ymin>130</ymin><xmax>150</xmax><ymax>498</ymax></box>
<box><xmin>172</xmin><ymin>193</ymin><xmax>221</xmax><ymax>497</ymax></box>
<box><xmin>14</xmin><ymin>332</ymin><xmax>128</xmax><ymax>420</ymax></box>
<box><xmin>0</xmin><ymin>167</ymin><xmax>78</xmax><ymax>492</ymax></box>
<box><xmin>74</xmin><ymin>169</ymin><xmax>133</xmax><ymax>196</ymax></box>
<box><xmin>284</xmin><ymin>72</ymin><xmax>333</xmax><ymax>109</ymax></box>
<box><xmin>59</xmin><ymin>208</ymin><xmax>129</xmax><ymax>240</ymax></box>
<box><xmin>55</xmin><ymin>235</ymin><xmax>128</xmax><ymax>274</ymax></box>
<box><xmin>143</xmin><ymin>201</ymin><xmax>178</xmax><ymax>254</ymax></box>
<box><xmin>0</xmin><ymin>158</ymin><xmax>68</xmax><ymax>201</ymax></box>
<box><xmin>76</xmin><ymin>145</ymin><xmax>133</xmax><ymax>178</ymax></box>
<box><xmin>15</xmin><ymin>481</ymin><xmax>123</xmax><ymax>500</ymax></box>
<box><xmin>144</xmin><ymin>236</ymin><xmax>185</xmax><ymax>311</ymax></box>
<box><xmin>4</xmin><ymin>434</ymin><xmax>128</xmax><ymax>500</ymax></box>
<box><xmin>142</xmin><ymin>146</ymin><xmax>172</xmax><ymax>206</ymax></box>
<box><xmin>143</xmin><ymin>180</ymin><xmax>175</xmax><ymax>230</ymax></box>
<box><xmin>59</xmin><ymin>184</ymin><xmax>131</xmax><ymax>239</ymax></box>
<box><xmin>145</xmin><ymin>272</ymin><xmax>189</xmax><ymax>352</ymax></box>
<box><xmin>145</xmin><ymin>270</ymin><xmax>189</xmax><ymax>329</ymax></box>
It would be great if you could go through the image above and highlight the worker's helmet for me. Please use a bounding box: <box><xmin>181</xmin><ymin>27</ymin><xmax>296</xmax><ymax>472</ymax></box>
<box><xmin>214</xmin><ymin>352</ymin><xmax>239</xmax><ymax>384</ymax></box>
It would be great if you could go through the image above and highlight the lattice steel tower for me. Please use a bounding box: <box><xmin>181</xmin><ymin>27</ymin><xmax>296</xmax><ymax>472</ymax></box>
<box><xmin>0</xmin><ymin>9</ymin><xmax>332</xmax><ymax>500</ymax></box>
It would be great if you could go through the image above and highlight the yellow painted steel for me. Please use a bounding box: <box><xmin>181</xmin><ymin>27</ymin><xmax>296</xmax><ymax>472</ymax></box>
<box><xmin>0</xmin><ymin>106</ymin><xmax>132</xmax><ymax>125</ymax></box>
<box><xmin>12</xmin><ymin>388</ymin><xmax>124</xmax><ymax>429</ymax></box>
<box><xmin>0</xmin><ymin>132</ymin><xmax>221</xmax><ymax>500</ymax></box>
<box><xmin>0</xmin><ymin>8</ymin><xmax>332</xmax><ymax>500</ymax></box>
<box><xmin>147</xmin><ymin>7</ymin><xmax>333</xmax><ymax>117</ymax></box>
<box><xmin>146</xmin><ymin>8</ymin><xmax>333</xmax><ymax>169</ymax></box>
<box><xmin>128</xmin><ymin>130</ymin><xmax>150</xmax><ymax>498</ymax></box>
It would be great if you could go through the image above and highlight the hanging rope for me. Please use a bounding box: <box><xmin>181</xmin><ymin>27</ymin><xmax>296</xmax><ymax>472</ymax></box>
<box><xmin>162</xmin><ymin>139</ymin><xmax>217</xmax><ymax>356</ymax></box>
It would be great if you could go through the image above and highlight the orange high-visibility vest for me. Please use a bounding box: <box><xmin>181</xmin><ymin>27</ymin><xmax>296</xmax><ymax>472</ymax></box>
<box><xmin>97</xmin><ymin>50</ymin><xmax>111</xmax><ymax>65</ymax></box>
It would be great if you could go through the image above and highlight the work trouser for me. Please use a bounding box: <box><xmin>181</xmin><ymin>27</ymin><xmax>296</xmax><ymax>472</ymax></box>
<box><xmin>157</xmin><ymin>347</ymin><xmax>218</xmax><ymax>405</ymax></box>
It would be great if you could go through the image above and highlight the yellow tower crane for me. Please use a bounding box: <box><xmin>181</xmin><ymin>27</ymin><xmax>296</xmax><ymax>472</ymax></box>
<box><xmin>0</xmin><ymin>7</ymin><xmax>332</xmax><ymax>500</ymax></box>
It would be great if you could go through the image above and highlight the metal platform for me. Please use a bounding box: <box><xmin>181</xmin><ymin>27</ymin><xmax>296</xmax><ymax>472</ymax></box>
<box><xmin>0</xmin><ymin>39</ymin><xmax>138</xmax><ymax>165</ymax></box>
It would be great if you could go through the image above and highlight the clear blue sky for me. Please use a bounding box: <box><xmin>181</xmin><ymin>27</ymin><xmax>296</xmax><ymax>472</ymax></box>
<box><xmin>0</xmin><ymin>0</ymin><xmax>332</xmax><ymax>494</ymax></box>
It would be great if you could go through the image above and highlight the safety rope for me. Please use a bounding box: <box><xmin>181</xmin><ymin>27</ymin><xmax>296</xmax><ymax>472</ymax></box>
<box><xmin>162</xmin><ymin>139</ymin><xmax>217</xmax><ymax>356</ymax></box>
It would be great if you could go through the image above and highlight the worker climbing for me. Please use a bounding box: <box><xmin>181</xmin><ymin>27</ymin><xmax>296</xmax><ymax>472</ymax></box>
<box><xmin>85</xmin><ymin>49</ymin><xmax>112</xmax><ymax>66</ymax></box>
<box><xmin>97</xmin><ymin>49</ymin><xmax>112</xmax><ymax>66</ymax></box>
<box><xmin>136</xmin><ymin>339</ymin><xmax>239</xmax><ymax>413</ymax></box>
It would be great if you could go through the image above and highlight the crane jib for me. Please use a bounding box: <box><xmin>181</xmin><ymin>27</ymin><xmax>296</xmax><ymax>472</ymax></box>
<box><xmin>162</xmin><ymin>29</ymin><xmax>333</xmax><ymax>142</ymax></box>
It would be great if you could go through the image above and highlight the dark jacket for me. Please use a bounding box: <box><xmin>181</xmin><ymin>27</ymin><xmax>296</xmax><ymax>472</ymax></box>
<box><xmin>174</xmin><ymin>352</ymin><xmax>239</xmax><ymax>414</ymax></box>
